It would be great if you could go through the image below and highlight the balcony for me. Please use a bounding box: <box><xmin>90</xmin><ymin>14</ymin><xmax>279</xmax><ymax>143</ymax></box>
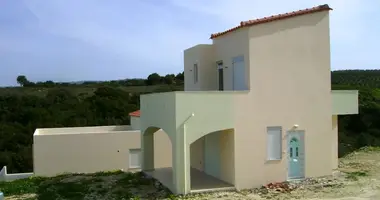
<box><xmin>140</xmin><ymin>91</ymin><xmax>247</xmax><ymax>142</ymax></box>
<box><xmin>331</xmin><ymin>90</ymin><xmax>359</xmax><ymax>115</ymax></box>
<box><xmin>140</xmin><ymin>90</ymin><xmax>359</xmax><ymax>135</ymax></box>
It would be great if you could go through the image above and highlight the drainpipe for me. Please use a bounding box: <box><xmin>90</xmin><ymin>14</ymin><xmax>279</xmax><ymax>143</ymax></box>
<box><xmin>182</xmin><ymin>113</ymin><xmax>195</xmax><ymax>194</ymax></box>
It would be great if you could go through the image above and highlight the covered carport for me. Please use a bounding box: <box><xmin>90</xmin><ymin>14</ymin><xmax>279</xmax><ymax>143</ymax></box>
<box><xmin>140</xmin><ymin>91</ymin><xmax>237</xmax><ymax>195</ymax></box>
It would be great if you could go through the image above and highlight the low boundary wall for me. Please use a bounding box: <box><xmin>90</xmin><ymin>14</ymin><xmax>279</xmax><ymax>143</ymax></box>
<box><xmin>0</xmin><ymin>166</ymin><xmax>34</xmax><ymax>182</ymax></box>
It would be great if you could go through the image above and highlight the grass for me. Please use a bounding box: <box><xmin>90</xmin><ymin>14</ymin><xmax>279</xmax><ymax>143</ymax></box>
<box><xmin>345</xmin><ymin>170</ymin><xmax>369</xmax><ymax>181</ymax></box>
<box><xmin>356</xmin><ymin>146</ymin><xmax>380</xmax><ymax>152</ymax></box>
<box><xmin>0</xmin><ymin>170</ymin><xmax>171</xmax><ymax>200</ymax></box>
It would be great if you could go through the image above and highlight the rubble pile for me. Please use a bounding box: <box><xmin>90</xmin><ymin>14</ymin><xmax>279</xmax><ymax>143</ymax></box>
<box><xmin>264</xmin><ymin>182</ymin><xmax>293</xmax><ymax>193</ymax></box>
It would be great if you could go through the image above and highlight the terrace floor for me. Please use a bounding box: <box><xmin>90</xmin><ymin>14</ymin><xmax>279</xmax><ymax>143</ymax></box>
<box><xmin>144</xmin><ymin>167</ymin><xmax>234</xmax><ymax>193</ymax></box>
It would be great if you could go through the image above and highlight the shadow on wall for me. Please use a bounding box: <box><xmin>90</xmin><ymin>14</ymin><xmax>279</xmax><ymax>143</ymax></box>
<box><xmin>0</xmin><ymin>166</ymin><xmax>34</xmax><ymax>182</ymax></box>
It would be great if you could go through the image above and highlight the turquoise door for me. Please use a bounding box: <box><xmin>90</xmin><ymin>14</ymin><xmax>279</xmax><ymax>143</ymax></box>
<box><xmin>288</xmin><ymin>132</ymin><xmax>305</xmax><ymax>179</ymax></box>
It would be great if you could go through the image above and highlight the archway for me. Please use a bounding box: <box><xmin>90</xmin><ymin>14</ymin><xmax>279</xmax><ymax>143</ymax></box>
<box><xmin>142</xmin><ymin>126</ymin><xmax>175</xmax><ymax>191</ymax></box>
<box><xmin>189</xmin><ymin>128</ymin><xmax>235</xmax><ymax>192</ymax></box>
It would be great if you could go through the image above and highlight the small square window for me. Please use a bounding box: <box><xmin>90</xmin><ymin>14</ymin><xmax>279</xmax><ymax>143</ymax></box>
<box><xmin>290</xmin><ymin>147</ymin><xmax>293</xmax><ymax>158</ymax></box>
<box><xmin>129</xmin><ymin>149</ymin><xmax>141</xmax><ymax>169</ymax></box>
<box><xmin>267</xmin><ymin>126</ymin><xmax>282</xmax><ymax>160</ymax></box>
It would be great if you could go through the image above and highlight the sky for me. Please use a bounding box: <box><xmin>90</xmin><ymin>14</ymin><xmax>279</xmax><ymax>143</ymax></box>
<box><xmin>0</xmin><ymin>0</ymin><xmax>379</xmax><ymax>86</ymax></box>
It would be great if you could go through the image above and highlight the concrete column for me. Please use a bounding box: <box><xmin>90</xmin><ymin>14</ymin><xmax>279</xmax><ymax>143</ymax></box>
<box><xmin>332</xmin><ymin>115</ymin><xmax>339</xmax><ymax>169</ymax></box>
<box><xmin>142</xmin><ymin>133</ymin><xmax>154</xmax><ymax>171</ymax></box>
<box><xmin>172</xmin><ymin>127</ymin><xmax>191</xmax><ymax>195</ymax></box>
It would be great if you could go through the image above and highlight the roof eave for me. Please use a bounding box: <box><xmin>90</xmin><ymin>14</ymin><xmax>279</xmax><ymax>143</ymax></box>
<box><xmin>210</xmin><ymin>4</ymin><xmax>332</xmax><ymax>39</ymax></box>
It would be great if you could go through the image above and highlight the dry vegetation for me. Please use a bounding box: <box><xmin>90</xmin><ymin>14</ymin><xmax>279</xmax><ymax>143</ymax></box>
<box><xmin>2</xmin><ymin>147</ymin><xmax>380</xmax><ymax>200</ymax></box>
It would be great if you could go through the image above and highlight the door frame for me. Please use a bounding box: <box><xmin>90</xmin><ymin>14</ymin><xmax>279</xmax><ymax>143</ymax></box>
<box><xmin>287</xmin><ymin>130</ymin><xmax>305</xmax><ymax>180</ymax></box>
<box><xmin>216</xmin><ymin>61</ymin><xmax>224</xmax><ymax>91</ymax></box>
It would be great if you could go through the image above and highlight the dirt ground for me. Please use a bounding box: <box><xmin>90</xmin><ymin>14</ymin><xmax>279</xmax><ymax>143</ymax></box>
<box><xmin>4</xmin><ymin>147</ymin><xmax>380</xmax><ymax>200</ymax></box>
<box><xmin>187</xmin><ymin>147</ymin><xmax>380</xmax><ymax>200</ymax></box>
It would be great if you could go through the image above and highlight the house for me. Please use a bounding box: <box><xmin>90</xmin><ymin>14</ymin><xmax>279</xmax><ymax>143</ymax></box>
<box><xmin>137</xmin><ymin>4</ymin><xmax>359</xmax><ymax>195</ymax></box>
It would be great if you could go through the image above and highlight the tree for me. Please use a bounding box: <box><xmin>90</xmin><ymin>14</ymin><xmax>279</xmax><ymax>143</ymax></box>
<box><xmin>16</xmin><ymin>75</ymin><xmax>29</xmax><ymax>87</ymax></box>
<box><xmin>175</xmin><ymin>72</ymin><xmax>184</xmax><ymax>81</ymax></box>
<box><xmin>146</xmin><ymin>73</ymin><xmax>161</xmax><ymax>85</ymax></box>
<box><xmin>163</xmin><ymin>74</ymin><xmax>175</xmax><ymax>85</ymax></box>
<box><xmin>1</xmin><ymin>69</ymin><xmax>380</xmax><ymax>174</ymax></box>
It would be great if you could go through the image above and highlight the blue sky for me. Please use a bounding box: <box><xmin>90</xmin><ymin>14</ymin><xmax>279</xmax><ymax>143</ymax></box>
<box><xmin>0</xmin><ymin>0</ymin><xmax>379</xmax><ymax>86</ymax></box>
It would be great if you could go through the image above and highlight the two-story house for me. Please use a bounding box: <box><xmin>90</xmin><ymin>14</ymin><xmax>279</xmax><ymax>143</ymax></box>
<box><xmin>136</xmin><ymin>4</ymin><xmax>359</xmax><ymax>195</ymax></box>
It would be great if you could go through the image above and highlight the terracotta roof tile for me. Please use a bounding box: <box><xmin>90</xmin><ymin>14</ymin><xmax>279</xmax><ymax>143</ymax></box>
<box><xmin>129</xmin><ymin>110</ymin><xmax>140</xmax><ymax>117</ymax></box>
<box><xmin>210</xmin><ymin>4</ymin><xmax>332</xmax><ymax>39</ymax></box>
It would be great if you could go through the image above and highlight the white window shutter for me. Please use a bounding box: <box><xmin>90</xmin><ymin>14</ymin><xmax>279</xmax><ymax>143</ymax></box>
<box><xmin>129</xmin><ymin>149</ymin><xmax>141</xmax><ymax>168</ymax></box>
<box><xmin>267</xmin><ymin>127</ymin><xmax>282</xmax><ymax>160</ymax></box>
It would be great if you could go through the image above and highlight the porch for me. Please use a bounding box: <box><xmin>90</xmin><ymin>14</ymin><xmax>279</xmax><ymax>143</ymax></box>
<box><xmin>144</xmin><ymin>167</ymin><xmax>234</xmax><ymax>193</ymax></box>
<box><xmin>140</xmin><ymin>91</ymin><xmax>239</xmax><ymax>195</ymax></box>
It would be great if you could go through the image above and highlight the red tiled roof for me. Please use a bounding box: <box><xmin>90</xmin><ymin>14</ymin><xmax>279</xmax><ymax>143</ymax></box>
<box><xmin>129</xmin><ymin>110</ymin><xmax>141</xmax><ymax>117</ymax></box>
<box><xmin>210</xmin><ymin>4</ymin><xmax>332</xmax><ymax>39</ymax></box>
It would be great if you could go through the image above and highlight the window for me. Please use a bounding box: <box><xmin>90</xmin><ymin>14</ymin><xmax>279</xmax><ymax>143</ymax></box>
<box><xmin>193</xmin><ymin>63</ymin><xmax>198</xmax><ymax>84</ymax></box>
<box><xmin>267</xmin><ymin>126</ymin><xmax>282</xmax><ymax>160</ymax></box>
<box><xmin>129</xmin><ymin>149</ymin><xmax>141</xmax><ymax>169</ymax></box>
<box><xmin>290</xmin><ymin>147</ymin><xmax>293</xmax><ymax>158</ymax></box>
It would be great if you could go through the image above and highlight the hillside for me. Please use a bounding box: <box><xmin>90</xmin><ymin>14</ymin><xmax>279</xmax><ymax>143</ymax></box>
<box><xmin>332</xmin><ymin>69</ymin><xmax>380</xmax><ymax>88</ymax></box>
<box><xmin>0</xmin><ymin>70</ymin><xmax>379</xmax><ymax>174</ymax></box>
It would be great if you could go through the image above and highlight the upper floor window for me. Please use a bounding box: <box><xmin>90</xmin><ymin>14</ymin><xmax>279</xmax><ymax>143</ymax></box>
<box><xmin>193</xmin><ymin>63</ymin><xmax>198</xmax><ymax>84</ymax></box>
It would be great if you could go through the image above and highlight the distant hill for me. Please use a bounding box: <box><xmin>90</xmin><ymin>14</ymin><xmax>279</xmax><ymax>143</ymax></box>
<box><xmin>332</xmin><ymin>70</ymin><xmax>380</xmax><ymax>88</ymax></box>
<box><xmin>1</xmin><ymin>69</ymin><xmax>380</xmax><ymax>174</ymax></box>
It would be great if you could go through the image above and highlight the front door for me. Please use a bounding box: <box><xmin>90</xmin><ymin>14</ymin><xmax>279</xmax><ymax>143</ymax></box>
<box><xmin>287</xmin><ymin>131</ymin><xmax>305</xmax><ymax>179</ymax></box>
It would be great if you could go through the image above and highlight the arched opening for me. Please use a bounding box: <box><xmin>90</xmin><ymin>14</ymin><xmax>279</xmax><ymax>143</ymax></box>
<box><xmin>189</xmin><ymin>128</ymin><xmax>235</xmax><ymax>192</ymax></box>
<box><xmin>142</xmin><ymin>126</ymin><xmax>174</xmax><ymax>191</ymax></box>
<box><xmin>142</xmin><ymin>126</ymin><xmax>235</xmax><ymax>194</ymax></box>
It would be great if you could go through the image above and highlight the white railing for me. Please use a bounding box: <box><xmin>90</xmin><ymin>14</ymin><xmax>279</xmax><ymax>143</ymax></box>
<box><xmin>0</xmin><ymin>166</ymin><xmax>34</xmax><ymax>182</ymax></box>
